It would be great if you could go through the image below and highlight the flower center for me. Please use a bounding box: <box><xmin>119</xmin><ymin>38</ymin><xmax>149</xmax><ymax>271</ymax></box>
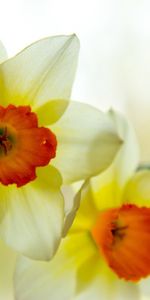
<box><xmin>0</xmin><ymin>127</ymin><xmax>13</xmax><ymax>155</ymax></box>
<box><xmin>91</xmin><ymin>204</ymin><xmax>150</xmax><ymax>281</ymax></box>
<box><xmin>0</xmin><ymin>105</ymin><xmax>57</xmax><ymax>187</ymax></box>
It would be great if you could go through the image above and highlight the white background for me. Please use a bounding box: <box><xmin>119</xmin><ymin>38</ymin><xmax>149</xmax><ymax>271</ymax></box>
<box><xmin>0</xmin><ymin>2</ymin><xmax>150</xmax><ymax>300</ymax></box>
<box><xmin>0</xmin><ymin>0</ymin><xmax>150</xmax><ymax>159</ymax></box>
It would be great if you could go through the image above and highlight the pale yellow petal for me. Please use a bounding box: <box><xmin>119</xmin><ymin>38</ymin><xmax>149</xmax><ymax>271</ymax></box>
<box><xmin>0</xmin><ymin>239</ymin><xmax>16</xmax><ymax>300</ymax></box>
<box><xmin>75</xmin><ymin>252</ymin><xmax>140</xmax><ymax>300</ymax></box>
<box><xmin>15</xmin><ymin>231</ymin><xmax>139</xmax><ymax>300</ymax></box>
<box><xmin>36</xmin><ymin>99</ymin><xmax>69</xmax><ymax>126</ymax></box>
<box><xmin>51</xmin><ymin>102</ymin><xmax>122</xmax><ymax>183</ymax></box>
<box><xmin>0</xmin><ymin>165</ymin><xmax>64</xmax><ymax>260</ymax></box>
<box><xmin>0</xmin><ymin>34</ymin><xmax>79</xmax><ymax>108</ymax></box>
<box><xmin>124</xmin><ymin>169</ymin><xmax>150</xmax><ymax>207</ymax></box>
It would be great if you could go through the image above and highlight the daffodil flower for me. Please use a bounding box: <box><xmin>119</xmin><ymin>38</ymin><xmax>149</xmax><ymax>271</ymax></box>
<box><xmin>0</xmin><ymin>36</ymin><xmax>121</xmax><ymax>262</ymax></box>
<box><xmin>15</xmin><ymin>110</ymin><xmax>150</xmax><ymax>300</ymax></box>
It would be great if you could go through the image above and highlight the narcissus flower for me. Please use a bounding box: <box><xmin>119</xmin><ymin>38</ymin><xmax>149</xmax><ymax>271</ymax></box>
<box><xmin>15</xmin><ymin>111</ymin><xmax>150</xmax><ymax>300</ymax></box>
<box><xmin>0</xmin><ymin>36</ymin><xmax>121</xmax><ymax>262</ymax></box>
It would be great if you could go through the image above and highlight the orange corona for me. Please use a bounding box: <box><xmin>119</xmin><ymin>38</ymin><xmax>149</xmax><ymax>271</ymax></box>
<box><xmin>92</xmin><ymin>204</ymin><xmax>150</xmax><ymax>281</ymax></box>
<box><xmin>0</xmin><ymin>105</ymin><xmax>57</xmax><ymax>187</ymax></box>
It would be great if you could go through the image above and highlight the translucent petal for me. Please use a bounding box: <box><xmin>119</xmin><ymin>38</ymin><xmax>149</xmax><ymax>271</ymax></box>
<box><xmin>0</xmin><ymin>35</ymin><xmax>79</xmax><ymax>108</ymax></box>
<box><xmin>51</xmin><ymin>102</ymin><xmax>122</xmax><ymax>183</ymax></box>
<box><xmin>0</xmin><ymin>165</ymin><xmax>64</xmax><ymax>260</ymax></box>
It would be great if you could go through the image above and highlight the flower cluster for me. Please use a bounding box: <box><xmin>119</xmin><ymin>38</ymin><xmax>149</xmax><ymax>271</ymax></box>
<box><xmin>0</xmin><ymin>35</ymin><xmax>149</xmax><ymax>300</ymax></box>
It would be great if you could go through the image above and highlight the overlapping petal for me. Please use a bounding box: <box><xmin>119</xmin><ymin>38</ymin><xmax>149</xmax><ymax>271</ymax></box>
<box><xmin>0</xmin><ymin>34</ymin><xmax>79</xmax><ymax>108</ymax></box>
<box><xmin>86</xmin><ymin>110</ymin><xmax>139</xmax><ymax>210</ymax></box>
<box><xmin>63</xmin><ymin>110</ymin><xmax>139</xmax><ymax>234</ymax></box>
<box><xmin>15</xmin><ymin>231</ymin><xmax>139</xmax><ymax>300</ymax></box>
<box><xmin>0</xmin><ymin>165</ymin><xmax>64</xmax><ymax>260</ymax></box>
<box><xmin>51</xmin><ymin>102</ymin><xmax>122</xmax><ymax>184</ymax></box>
<box><xmin>15</xmin><ymin>232</ymin><xmax>95</xmax><ymax>300</ymax></box>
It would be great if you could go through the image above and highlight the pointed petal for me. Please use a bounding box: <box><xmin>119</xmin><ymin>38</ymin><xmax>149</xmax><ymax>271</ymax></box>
<box><xmin>0</xmin><ymin>165</ymin><xmax>64</xmax><ymax>260</ymax></box>
<box><xmin>0</xmin><ymin>34</ymin><xmax>79</xmax><ymax>108</ymax></box>
<box><xmin>51</xmin><ymin>102</ymin><xmax>122</xmax><ymax>183</ymax></box>
<box><xmin>0</xmin><ymin>41</ymin><xmax>7</xmax><ymax>63</ymax></box>
<box><xmin>85</xmin><ymin>110</ymin><xmax>139</xmax><ymax>211</ymax></box>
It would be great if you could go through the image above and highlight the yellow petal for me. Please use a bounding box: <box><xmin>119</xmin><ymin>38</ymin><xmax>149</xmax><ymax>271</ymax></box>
<box><xmin>64</xmin><ymin>181</ymin><xmax>99</xmax><ymax>234</ymax></box>
<box><xmin>51</xmin><ymin>102</ymin><xmax>122</xmax><ymax>183</ymax></box>
<box><xmin>0</xmin><ymin>34</ymin><xmax>79</xmax><ymax>108</ymax></box>
<box><xmin>0</xmin><ymin>165</ymin><xmax>64</xmax><ymax>260</ymax></box>
<box><xmin>124</xmin><ymin>170</ymin><xmax>150</xmax><ymax>207</ymax></box>
<box><xmin>36</xmin><ymin>99</ymin><xmax>69</xmax><ymax>126</ymax></box>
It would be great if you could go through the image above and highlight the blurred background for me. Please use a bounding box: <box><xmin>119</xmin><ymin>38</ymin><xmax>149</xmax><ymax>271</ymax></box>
<box><xmin>0</xmin><ymin>0</ymin><xmax>150</xmax><ymax>161</ymax></box>
<box><xmin>0</xmin><ymin>1</ymin><xmax>150</xmax><ymax>300</ymax></box>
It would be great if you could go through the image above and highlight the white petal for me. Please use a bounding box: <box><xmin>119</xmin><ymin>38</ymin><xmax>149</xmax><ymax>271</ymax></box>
<box><xmin>0</xmin><ymin>34</ymin><xmax>79</xmax><ymax>108</ymax></box>
<box><xmin>0</xmin><ymin>166</ymin><xmax>64</xmax><ymax>260</ymax></box>
<box><xmin>15</xmin><ymin>233</ymin><xmax>86</xmax><ymax>300</ymax></box>
<box><xmin>85</xmin><ymin>109</ymin><xmax>140</xmax><ymax>211</ymax></box>
<box><xmin>107</xmin><ymin>109</ymin><xmax>139</xmax><ymax>187</ymax></box>
<box><xmin>63</xmin><ymin>109</ymin><xmax>140</xmax><ymax>233</ymax></box>
<box><xmin>14</xmin><ymin>232</ymin><xmax>95</xmax><ymax>300</ymax></box>
<box><xmin>51</xmin><ymin>102</ymin><xmax>122</xmax><ymax>183</ymax></box>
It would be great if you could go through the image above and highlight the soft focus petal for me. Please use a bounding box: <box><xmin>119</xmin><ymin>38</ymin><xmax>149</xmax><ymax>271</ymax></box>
<box><xmin>0</xmin><ymin>34</ymin><xmax>79</xmax><ymax>108</ymax></box>
<box><xmin>0</xmin><ymin>239</ymin><xmax>16</xmax><ymax>300</ymax></box>
<box><xmin>85</xmin><ymin>110</ymin><xmax>139</xmax><ymax>211</ymax></box>
<box><xmin>75</xmin><ymin>269</ymin><xmax>139</xmax><ymax>300</ymax></box>
<box><xmin>0</xmin><ymin>41</ymin><xmax>7</xmax><ymax>63</ymax></box>
<box><xmin>15</xmin><ymin>232</ymin><xmax>139</xmax><ymax>300</ymax></box>
<box><xmin>0</xmin><ymin>165</ymin><xmax>64</xmax><ymax>260</ymax></box>
<box><xmin>139</xmin><ymin>277</ymin><xmax>150</xmax><ymax>300</ymax></box>
<box><xmin>107</xmin><ymin>109</ymin><xmax>139</xmax><ymax>187</ymax></box>
<box><xmin>15</xmin><ymin>232</ymin><xmax>95</xmax><ymax>300</ymax></box>
<box><xmin>124</xmin><ymin>169</ymin><xmax>150</xmax><ymax>207</ymax></box>
<box><xmin>51</xmin><ymin>102</ymin><xmax>122</xmax><ymax>183</ymax></box>
<box><xmin>15</xmin><ymin>253</ymin><xmax>75</xmax><ymax>300</ymax></box>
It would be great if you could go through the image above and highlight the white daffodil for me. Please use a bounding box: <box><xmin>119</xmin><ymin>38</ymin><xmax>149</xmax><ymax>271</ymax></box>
<box><xmin>0</xmin><ymin>35</ymin><xmax>121</xmax><ymax>264</ymax></box>
<box><xmin>15</xmin><ymin>110</ymin><xmax>150</xmax><ymax>300</ymax></box>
